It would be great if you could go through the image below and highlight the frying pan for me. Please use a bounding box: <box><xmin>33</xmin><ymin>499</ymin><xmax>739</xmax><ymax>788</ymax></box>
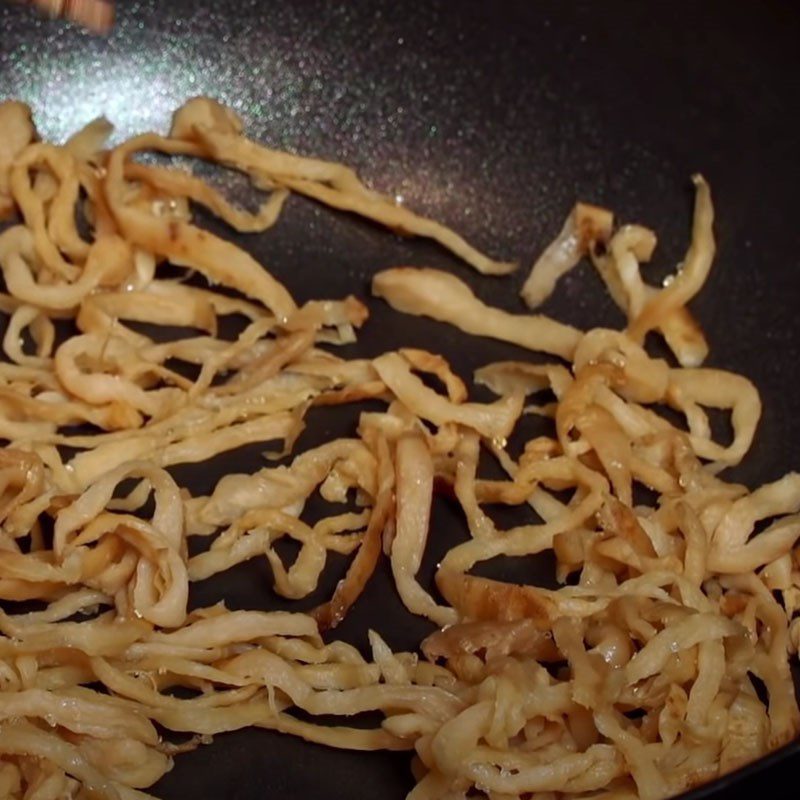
<box><xmin>1</xmin><ymin>1</ymin><xmax>799</xmax><ymax>797</ymax></box>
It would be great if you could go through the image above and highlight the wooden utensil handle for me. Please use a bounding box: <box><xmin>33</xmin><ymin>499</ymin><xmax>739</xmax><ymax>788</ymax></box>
<box><xmin>28</xmin><ymin>0</ymin><xmax>114</xmax><ymax>32</ymax></box>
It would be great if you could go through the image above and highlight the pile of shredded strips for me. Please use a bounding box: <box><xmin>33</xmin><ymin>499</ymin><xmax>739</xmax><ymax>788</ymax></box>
<box><xmin>0</xmin><ymin>96</ymin><xmax>798</xmax><ymax>800</ymax></box>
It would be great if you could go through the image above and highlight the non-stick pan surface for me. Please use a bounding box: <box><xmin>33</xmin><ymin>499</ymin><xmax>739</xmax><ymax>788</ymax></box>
<box><xmin>1</xmin><ymin>1</ymin><xmax>799</xmax><ymax>797</ymax></box>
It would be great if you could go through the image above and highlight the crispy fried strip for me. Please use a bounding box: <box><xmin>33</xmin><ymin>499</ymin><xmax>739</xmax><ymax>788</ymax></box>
<box><xmin>105</xmin><ymin>134</ymin><xmax>296</xmax><ymax>319</ymax></box>
<box><xmin>627</xmin><ymin>176</ymin><xmax>714</xmax><ymax>343</ymax></box>
<box><xmin>313</xmin><ymin>434</ymin><xmax>394</xmax><ymax>630</ymax></box>
<box><xmin>392</xmin><ymin>435</ymin><xmax>457</xmax><ymax>626</ymax></box>
<box><xmin>374</xmin><ymin>267</ymin><xmax>581</xmax><ymax>359</ymax></box>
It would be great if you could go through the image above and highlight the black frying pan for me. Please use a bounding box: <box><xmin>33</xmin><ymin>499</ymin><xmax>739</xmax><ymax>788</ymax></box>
<box><xmin>1</xmin><ymin>1</ymin><xmax>799</xmax><ymax>797</ymax></box>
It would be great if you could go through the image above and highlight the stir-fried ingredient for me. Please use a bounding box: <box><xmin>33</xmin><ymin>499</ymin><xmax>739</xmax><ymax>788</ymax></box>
<box><xmin>0</xmin><ymin>97</ymin><xmax>796</xmax><ymax>800</ymax></box>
